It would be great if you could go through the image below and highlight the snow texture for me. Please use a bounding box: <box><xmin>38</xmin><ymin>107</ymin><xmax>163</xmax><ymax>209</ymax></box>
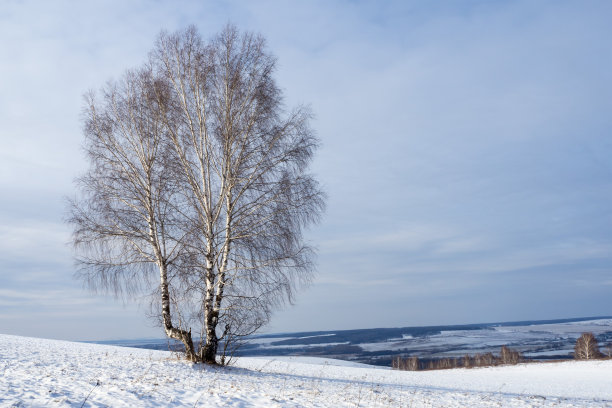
<box><xmin>2</xmin><ymin>333</ymin><xmax>612</xmax><ymax>407</ymax></box>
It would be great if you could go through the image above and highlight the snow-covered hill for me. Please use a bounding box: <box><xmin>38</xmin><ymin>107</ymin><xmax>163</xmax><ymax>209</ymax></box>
<box><xmin>2</xmin><ymin>333</ymin><xmax>612</xmax><ymax>407</ymax></box>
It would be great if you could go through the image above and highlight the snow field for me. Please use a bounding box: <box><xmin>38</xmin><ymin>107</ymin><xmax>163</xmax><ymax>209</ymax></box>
<box><xmin>2</xmin><ymin>334</ymin><xmax>612</xmax><ymax>407</ymax></box>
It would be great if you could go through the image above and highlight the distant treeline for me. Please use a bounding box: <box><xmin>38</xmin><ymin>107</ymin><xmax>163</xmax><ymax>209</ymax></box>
<box><xmin>392</xmin><ymin>345</ymin><xmax>523</xmax><ymax>371</ymax></box>
<box><xmin>393</xmin><ymin>332</ymin><xmax>612</xmax><ymax>371</ymax></box>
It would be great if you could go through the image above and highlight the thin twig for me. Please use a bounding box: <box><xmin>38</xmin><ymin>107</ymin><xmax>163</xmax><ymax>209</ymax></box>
<box><xmin>80</xmin><ymin>380</ymin><xmax>100</xmax><ymax>408</ymax></box>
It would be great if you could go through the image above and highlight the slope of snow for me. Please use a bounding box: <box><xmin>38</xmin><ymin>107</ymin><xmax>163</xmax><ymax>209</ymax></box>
<box><xmin>2</xmin><ymin>333</ymin><xmax>612</xmax><ymax>407</ymax></box>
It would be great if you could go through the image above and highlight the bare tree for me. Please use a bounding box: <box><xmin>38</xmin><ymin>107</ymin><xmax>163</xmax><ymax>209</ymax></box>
<box><xmin>68</xmin><ymin>68</ymin><xmax>198</xmax><ymax>360</ymax></box>
<box><xmin>407</xmin><ymin>356</ymin><xmax>420</xmax><ymax>371</ymax></box>
<box><xmin>499</xmin><ymin>345</ymin><xmax>522</xmax><ymax>365</ymax></box>
<box><xmin>392</xmin><ymin>356</ymin><xmax>419</xmax><ymax>371</ymax></box>
<box><xmin>462</xmin><ymin>354</ymin><xmax>472</xmax><ymax>368</ymax></box>
<box><xmin>68</xmin><ymin>25</ymin><xmax>324</xmax><ymax>364</ymax></box>
<box><xmin>574</xmin><ymin>332</ymin><xmax>602</xmax><ymax>360</ymax></box>
<box><xmin>150</xmin><ymin>25</ymin><xmax>324</xmax><ymax>363</ymax></box>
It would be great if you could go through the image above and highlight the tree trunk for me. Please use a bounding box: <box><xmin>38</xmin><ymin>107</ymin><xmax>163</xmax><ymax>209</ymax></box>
<box><xmin>202</xmin><ymin>325</ymin><xmax>219</xmax><ymax>364</ymax></box>
<box><xmin>203</xmin><ymin>196</ymin><xmax>232</xmax><ymax>365</ymax></box>
<box><xmin>201</xmin><ymin>298</ymin><xmax>219</xmax><ymax>364</ymax></box>
<box><xmin>159</xmin><ymin>262</ymin><xmax>198</xmax><ymax>362</ymax></box>
<box><xmin>202</xmin><ymin>246</ymin><xmax>218</xmax><ymax>364</ymax></box>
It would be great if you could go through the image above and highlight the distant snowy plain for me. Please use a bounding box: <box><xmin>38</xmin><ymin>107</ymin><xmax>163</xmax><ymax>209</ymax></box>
<box><xmin>2</xmin><ymin>333</ymin><xmax>612</xmax><ymax>407</ymax></box>
<box><xmin>246</xmin><ymin>318</ymin><xmax>612</xmax><ymax>362</ymax></box>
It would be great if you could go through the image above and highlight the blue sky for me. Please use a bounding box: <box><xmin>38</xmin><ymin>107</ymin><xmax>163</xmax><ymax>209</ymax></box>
<box><xmin>1</xmin><ymin>0</ymin><xmax>611</xmax><ymax>340</ymax></box>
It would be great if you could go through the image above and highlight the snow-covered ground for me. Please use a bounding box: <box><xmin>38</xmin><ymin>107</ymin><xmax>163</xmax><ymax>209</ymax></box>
<box><xmin>2</xmin><ymin>333</ymin><xmax>612</xmax><ymax>407</ymax></box>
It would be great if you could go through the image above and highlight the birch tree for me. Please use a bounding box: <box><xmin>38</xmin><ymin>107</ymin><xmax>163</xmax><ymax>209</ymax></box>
<box><xmin>574</xmin><ymin>332</ymin><xmax>602</xmax><ymax>360</ymax></box>
<box><xmin>68</xmin><ymin>25</ymin><xmax>324</xmax><ymax>364</ymax></box>
<box><xmin>152</xmin><ymin>25</ymin><xmax>324</xmax><ymax>363</ymax></box>
<box><xmin>68</xmin><ymin>68</ymin><xmax>199</xmax><ymax>360</ymax></box>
